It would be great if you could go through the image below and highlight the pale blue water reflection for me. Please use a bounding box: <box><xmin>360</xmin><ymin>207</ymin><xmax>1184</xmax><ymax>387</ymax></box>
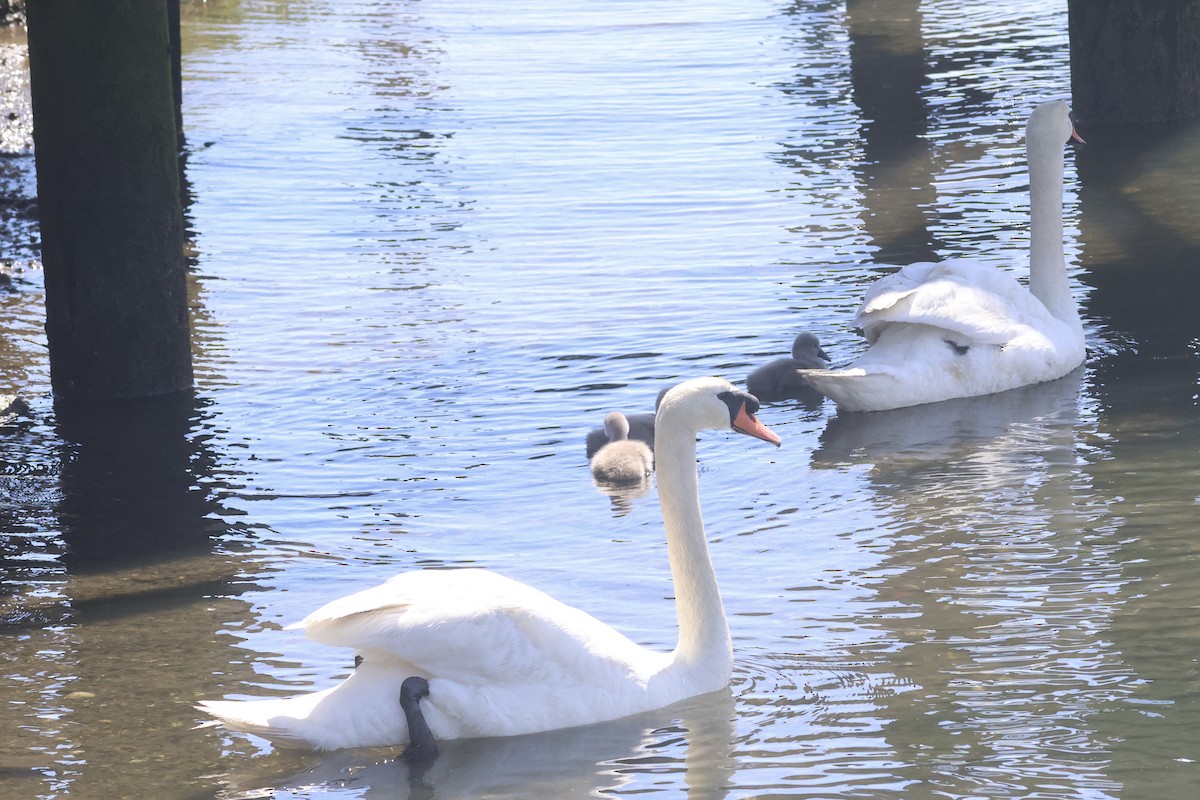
<box><xmin>2</xmin><ymin>0</ymin><xmax>1200</xmax><ymax>798</ymax></box>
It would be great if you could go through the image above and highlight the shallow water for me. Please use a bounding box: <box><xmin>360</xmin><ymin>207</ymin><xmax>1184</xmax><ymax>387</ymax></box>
<box><xmin>2</xmin><ymin>0</ymin><xmax>1200</xmax><ymax>798</ymax></box>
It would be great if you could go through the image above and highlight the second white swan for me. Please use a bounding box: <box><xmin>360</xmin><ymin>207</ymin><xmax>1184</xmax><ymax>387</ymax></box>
<box><xmin>198</xmin><ymin>376</ymin><xmax>780</xmax><ymax>751</ymax></box>
<box><xmin>800</xmin><ymin>100</ymin><xmax>1086</xmax><ymax>412</ymax></box>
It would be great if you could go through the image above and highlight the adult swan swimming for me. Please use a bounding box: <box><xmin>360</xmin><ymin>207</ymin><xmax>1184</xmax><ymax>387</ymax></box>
<box><xmin>198</xmin><ymin>377</ymin><xmax>781</xmax><ymax>753</ymax></box>
<box><xmin>800</xmin><ymin>100</ymin><xmax>1086</xmax><ymax>412</ymax></box>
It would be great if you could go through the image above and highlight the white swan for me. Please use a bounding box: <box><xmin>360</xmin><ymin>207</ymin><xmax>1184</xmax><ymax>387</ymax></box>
<box><xmin>745</xmin><ymin>331</ymin><xmax>829</xmax><ymax>401</ymax></box>
<box><xmin>799</xmin><ymin>100</ymin><xmax>1086</xmax><ymax>412</ymax></box>
<box><xmin>590</xmin><ymin>411</ymin><xmax>654</xmax><ymax>485</ymax></box>
<box><xmin>198</xmin><ymin>376</ymin><xmax>780</xmax><ymax>751</ymax></box>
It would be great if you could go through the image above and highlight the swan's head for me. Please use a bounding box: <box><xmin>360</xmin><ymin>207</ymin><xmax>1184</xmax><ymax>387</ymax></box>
<box><xmin>791</xmin><ymin>331</ymin><xmax>829</xmax><ymax>362</ymax></box>
<box><xmin>602</xmin><ymin>411</ymin><xmax>631</xmax><ymax>442</ymax></box>
<box><xmin>658</xmin><ymin>377</ymin><xmax>781</xmax><ymax>447</ymax></box>
<box><xmin>1028</xmin><ymin>100</ymin><xmax>1084</xmax><ymax>147</ymax></box>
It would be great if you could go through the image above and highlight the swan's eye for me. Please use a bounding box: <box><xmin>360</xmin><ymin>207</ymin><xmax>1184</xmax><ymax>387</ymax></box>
<box><xmin>718</xmin><ymin>391</ymin><xmax>758</xmax><ymax>422</ymax></box>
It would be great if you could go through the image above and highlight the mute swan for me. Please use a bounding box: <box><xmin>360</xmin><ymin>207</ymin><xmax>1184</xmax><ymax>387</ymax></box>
<box><xmin>198</xmin><ymin>376</ymin><xmax>780</xmax><ymax>752</ymax></box>
<box><xmin>745</xmin><ymin>332</ymin><xmax>829</xmax><ymax>401</ymax></box>
<box><xmin>584</xmin><ymin>387</ymin><xmax>668</xmax><ymax>458</ymax></box>
<box><xmin>590</xmin><ymin>411</ymin><xmax>654</xmax><ymax>484</ymax></box>
<box><xmin>799</xmin><ymin>100</ymin><xmax>1086</xmax><ymax>412</ymax></box>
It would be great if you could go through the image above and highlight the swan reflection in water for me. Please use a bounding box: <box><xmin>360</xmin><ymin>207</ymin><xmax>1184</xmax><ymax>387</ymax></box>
<box><xmin>810</xmin><ymin>367</ymin><xmax>1085</xmax><ymax>474</ymax></box>
<box><xmin>219</xmin><ymin>690</ymin><xmax>737</xmax><ymax>799</ymax></box>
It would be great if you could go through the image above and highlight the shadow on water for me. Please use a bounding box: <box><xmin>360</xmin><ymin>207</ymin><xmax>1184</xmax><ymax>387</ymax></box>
<box><xmin>1074</xmin><ymin>118</ymin><xmax>1200</xmax><ymax>404</ymax></box>
<box><xmin>54</xmin><ymin>392</ymin><xmax>221</xmax><ymax>571</ymax></box>
<box><xmin>845</xmin><ymin>0</ymin><xmax>945</xmax><ymax>266</ymax></box>
<box><xmin>1</xmin><ymin>392</ymin><xmax>269</xmax><ymax>798</ymax></box>
<box><xmin>1070</xmin><ymin>118</ymin><xmax>1200</xmax><ymax>795</ymax></box>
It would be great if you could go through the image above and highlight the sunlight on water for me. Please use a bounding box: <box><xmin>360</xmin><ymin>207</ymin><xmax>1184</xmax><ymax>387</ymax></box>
<box><xmin>2</xmin><ymin>0</ymin><xmax>1200</xmax><ymax>797</ymax></box>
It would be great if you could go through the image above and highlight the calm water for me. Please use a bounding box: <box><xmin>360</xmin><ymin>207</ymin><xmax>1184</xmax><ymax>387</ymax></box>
<box><xmin>3</xmin><ymin>0</ymin><xmax>1200</xmax><ymax>797</ymax></box>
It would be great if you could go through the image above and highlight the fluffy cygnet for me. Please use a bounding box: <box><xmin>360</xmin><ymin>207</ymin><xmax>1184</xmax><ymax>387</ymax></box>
<box><xmin>584</xmin><ymin>388</ymin><xmax>668</xmax><ymax>458</ymax></box>
<box><xmin>590</xmin><ymin>411</ymin><xmax>654</xmax><ymax>485</ymax></box>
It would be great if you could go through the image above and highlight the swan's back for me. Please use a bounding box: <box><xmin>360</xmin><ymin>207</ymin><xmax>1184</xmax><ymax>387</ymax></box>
<box><xmin>293</xmin><ymin>569</ymin><xmax>647</xmax><ymax>677</ymax></box>
<box><xmin>855</xmin><ymin>260</ymin><xmax>1051</xmax><ymax>344</ymax></box>
<box><xmin>856</xmin><ymin>260</ymin><xmax>1082</xmax><ymax>367</ymax></box>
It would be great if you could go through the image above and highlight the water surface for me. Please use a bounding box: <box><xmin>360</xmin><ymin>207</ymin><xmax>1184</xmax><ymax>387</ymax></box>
<box><xmin>3</xmin><ymin>0</ymin><xmax>1200</xmax><ymax>798</ymax></box>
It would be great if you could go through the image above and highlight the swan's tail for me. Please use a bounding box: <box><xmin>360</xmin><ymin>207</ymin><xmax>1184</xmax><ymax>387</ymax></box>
<box><xmin>796</xmin><ymin>368</ymin><xmax>907</xmax><ymax>413</ymax></box>
<box><xmin>197</xmin><ymin>668</ymin><xmax>413</xmax><ymax>750</ymax></box>
<box><xmin>196</xmin><ymin>697</ymin><xmax>320</xmax><ymax>748</ymax></box>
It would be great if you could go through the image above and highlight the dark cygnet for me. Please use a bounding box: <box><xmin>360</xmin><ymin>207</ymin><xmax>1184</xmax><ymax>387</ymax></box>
<box><xmin>745</xmin><ymin>332</ymin><xmax>829</xmax><ymax>401</ymax></box>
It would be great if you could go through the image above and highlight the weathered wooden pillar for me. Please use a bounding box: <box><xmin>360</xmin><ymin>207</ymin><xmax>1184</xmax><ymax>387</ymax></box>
<box><xmin>1069</xmin><ymin>0</ymin><xmax>1200</xmax><ymax>123</ymax></box>
<box><xmin>167</xmin><ymin>0</ymin><xmax>184</xmax><ymax>152</ymax></box>
<box><xmin>27</xmin><ymin>0</ymin><xmax>193</xmax><ymax>401</ymax></box>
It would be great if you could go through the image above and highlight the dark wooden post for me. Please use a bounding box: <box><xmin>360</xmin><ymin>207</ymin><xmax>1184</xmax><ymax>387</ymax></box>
<box><xmin>1069</xmin><ymin>0</ymin><xmax>1200</xmax><ymax>123</ymax></box>
<box><xmin>167</xmin><ymin>0</ymin><xmax>184</xmax><ymax>152</ymax></box>
<box><xmin>26</xmin><ymin>0</ymin><xmax>193</xmax><ymax>402</ymax></box>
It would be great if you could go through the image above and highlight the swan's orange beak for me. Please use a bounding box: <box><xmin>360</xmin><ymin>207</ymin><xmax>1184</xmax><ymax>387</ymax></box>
<box><xmin>1071</xmin><ymin>127</ymin><xmax>1085</xmax><ymax>145</ymax></box>
<box><xmin>733</xmin><ymin>404</ymin><xmax>781</xmax><ymax>447</ymax></box>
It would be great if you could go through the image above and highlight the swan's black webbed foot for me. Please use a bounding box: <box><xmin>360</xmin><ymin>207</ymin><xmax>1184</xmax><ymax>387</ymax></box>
<box><xmin>400</xmin><ymin>676</ymin><xmax>438</xmax><ymax>763</ymax></box>
<box><xmin>944</xmin><ymin>339</ymin><xmax>970</xmax><ymax>356</ymax></box>
<box><xmin>354</xmin><ymin>654</ymin><xmax>364</xmax><ymax>669</ymax></box>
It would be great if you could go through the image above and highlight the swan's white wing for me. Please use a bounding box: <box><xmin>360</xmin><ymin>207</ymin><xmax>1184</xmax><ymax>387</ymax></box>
<box><xmin>199</xmin><ymin>569</ymin><xmax>657</xmax><ymax>749</ymax></box>
<box><xmin>289</xmin><ymin>568</ymin><xmax>651</xmax><ymax>685</ymax></box>
<box><xmin>855</xmin><ymin>260</ymin><xmax>1044</xmax><ymax>345</ymax></box>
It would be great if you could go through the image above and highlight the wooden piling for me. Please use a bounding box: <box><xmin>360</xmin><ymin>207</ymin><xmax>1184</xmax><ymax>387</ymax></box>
<box><xmin>26</xmin><ymin>0</ymin><xmax>193</xmax><ymax>401</ymax></box>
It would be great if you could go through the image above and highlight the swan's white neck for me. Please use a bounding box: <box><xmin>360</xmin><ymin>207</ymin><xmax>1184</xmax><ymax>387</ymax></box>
<box><xmin>1027</xmin><ymin>124</ymin><xmax>1077</xmax><ymax>325</ymax></box>
<box><xmin>654</xmin><ymin>417</ymin><xmax>731</xmax><ymax>685</ymax></box>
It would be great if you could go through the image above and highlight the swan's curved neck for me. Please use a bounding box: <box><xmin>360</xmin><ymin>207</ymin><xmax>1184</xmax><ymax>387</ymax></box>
<box><xmin>1028</xmin><ymin>130</ymin><xmax>1077</xmax><ymax>324</ymax></box>
<box><xmin>654</xmin><ymin>419</ymin><xmax>731</xmax><ymax>683</ymax></box>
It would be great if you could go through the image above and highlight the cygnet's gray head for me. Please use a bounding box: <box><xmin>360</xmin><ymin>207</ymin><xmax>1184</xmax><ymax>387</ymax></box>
<box><xmin>791</xmin><ymin>332</ymin><xmax>829</xmax><ymax>365</ymax></box>
<box><xmin>602</xmin><ymin>411</ymin><xmax>631</xmax><ymax>443</ymax></box>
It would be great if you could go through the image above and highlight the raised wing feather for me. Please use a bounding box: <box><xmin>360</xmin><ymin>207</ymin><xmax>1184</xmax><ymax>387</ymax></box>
<box><xmin>288</xmin><ymin>568</ymin><xmax>650</xmax><ymax>686</ymax></box>
<box><xmin>855</xmin><ymin>260</ymin><xmax>1047</xmax><ymax>346</ymax></box>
